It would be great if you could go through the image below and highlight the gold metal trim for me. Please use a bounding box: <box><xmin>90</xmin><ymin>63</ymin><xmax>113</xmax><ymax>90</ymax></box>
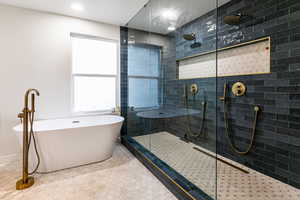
<box><xmin>176</xmin><ymin>36</ymin><xmax>271</xmax><ymax>80</ymax></box>
<box><xmin>193</xmin><ymin>147</ymin><xmax>249</xmax><ymax>174</ymax></box>
<box><xmin>132</xmin><ymin>146</ymin><xmax>198</xmax><ymax>200</ymax></box>
<box><xmin>178</xmin><ymin>72</ymin><xmax>271</xmax><ymax>80</ymax></box>
<box><xmin>176</xmin><ymin>36</ymin><xmax>270</xmax><ymax>62</ymax></box>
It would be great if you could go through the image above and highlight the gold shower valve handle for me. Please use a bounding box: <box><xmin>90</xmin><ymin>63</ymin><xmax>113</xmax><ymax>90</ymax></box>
<box><xmin>18</xmin><ymin>113</ymin><xmax>24</xmax><ymax>118</ymax></box>
<box><xmin>190</xmin><ymin>84</ymin><xmax>198</xmax><ymax>95</ymax></box>
<box><xmin>232</xmin><ymin>82</ymin><xmax>246</xmax><ymax>97</ymax></box>
<box><xmin>18</xmin><ymin>113</ymin><xmax>24</xmax><ymax>123</ymax></box>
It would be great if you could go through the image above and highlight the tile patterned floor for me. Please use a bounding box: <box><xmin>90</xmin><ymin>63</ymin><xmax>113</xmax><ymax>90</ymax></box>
<box><xmin>134</xmin><ymin>132</ymin><xmax>300</xmax><ymax>200</ymax></box>
<box><xmin>0</xmin><ymin>143</ymin><xmax>177</xmax><ymax>200</ymax></box>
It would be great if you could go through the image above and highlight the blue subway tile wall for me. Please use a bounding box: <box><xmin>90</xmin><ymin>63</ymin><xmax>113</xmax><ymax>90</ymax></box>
<box><xmin>165</xmin><ymin>0</ymin><xmax>300</xmax><ymax>189</ymax></box>
<box><xmin>120</xmin><ymin>27</ymin><xmax>128</xmax><ymax>136</ymax></box>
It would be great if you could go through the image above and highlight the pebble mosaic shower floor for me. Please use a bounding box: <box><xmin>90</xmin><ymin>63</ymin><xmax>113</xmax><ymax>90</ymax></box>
<box><xmin>134</xmin><ymin>132</ymin><xmax>300</xmax><ymax>200</ymax></box>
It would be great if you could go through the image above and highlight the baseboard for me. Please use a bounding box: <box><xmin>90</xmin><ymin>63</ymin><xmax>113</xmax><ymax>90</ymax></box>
<box><xmin>0</xmin><ymin>153</ymin><xmax>18</xmax><ymax>164</ymax></box>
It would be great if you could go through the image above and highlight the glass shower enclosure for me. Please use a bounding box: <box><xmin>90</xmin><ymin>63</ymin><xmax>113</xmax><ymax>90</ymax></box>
<box><xmin>121</xmin><ymin>0</ymin><xmax>300</xmax><ymax>199</ymax></box>
<box><xmin>122</xmin><ymin>0</ymin><xmax>218</xmax><ymax>199</ymax></box>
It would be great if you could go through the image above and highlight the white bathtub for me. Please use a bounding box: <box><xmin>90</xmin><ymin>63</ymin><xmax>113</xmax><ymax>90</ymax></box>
<box><xmin>13</xmin><ymin>115</ymin><xmax>124</xmax><ymax>173</ymax></box>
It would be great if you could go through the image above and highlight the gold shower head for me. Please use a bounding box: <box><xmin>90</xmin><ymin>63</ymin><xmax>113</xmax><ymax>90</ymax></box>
<box><xmin>224</xmin><ymin>14</ymin><xmax>241</xmax><ymax>25</ymax></box>
<box><xmin>183</xmin><ymin>33</ymin><xmax>196</xmax><ymax>41</ymax></box>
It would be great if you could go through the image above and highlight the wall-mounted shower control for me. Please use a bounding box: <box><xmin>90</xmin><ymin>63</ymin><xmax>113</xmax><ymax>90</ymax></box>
<box><xmin>190</xmin><ymin>84</ymin><xmax>198</xmax><ymax>95</ymax></box>
<box><xmin>232</xmin><ymin>82</ymin><xmax>246</xmax><ymax>97</ymax></box>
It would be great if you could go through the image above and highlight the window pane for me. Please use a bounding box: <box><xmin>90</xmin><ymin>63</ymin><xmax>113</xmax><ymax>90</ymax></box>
<box><xmin>72</xmin><ymin>36</ymin><xmax>117</xmax><ymax>75</ymax></box>
<box><xmin>74</xmin><ymin>76</ymin><xmax>116</xmax><ymax>112</ymax></box>
<box><xmin>128</xmin><ymin>44</ymin><xmax>160</xmax><ymax>77</ymax></box>
<box><xmin>129</xmin><ymin>78</ymin><xmax>158</xmax><ymax>108</ymax></box>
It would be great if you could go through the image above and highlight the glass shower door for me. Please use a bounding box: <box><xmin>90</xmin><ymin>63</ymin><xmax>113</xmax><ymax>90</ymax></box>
<box><xmin>124</xmin><ymin>0</ymin><xmax>218</xmax><ymax>199</ymax></box>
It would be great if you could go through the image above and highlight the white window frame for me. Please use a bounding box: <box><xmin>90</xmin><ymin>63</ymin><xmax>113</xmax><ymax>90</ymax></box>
<box><xmin>128</xmin><ymin>76</ymin><xmax>161</xmax><ymax>110</ymax></box>
<box><xmin>128</xmin><ymin>44</ymin><xmax>162</xmax><ymax>110</ymax></box>
<box><xmin>70</xmin><ymin>33</ymin><xmax>120</xmax><ymax>116</ymax></box>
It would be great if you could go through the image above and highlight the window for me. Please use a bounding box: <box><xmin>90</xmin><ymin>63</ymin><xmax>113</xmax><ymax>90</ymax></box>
<box><xmin>71</xmin><ymin>34</ymin><xmax>119</xmax><ymax>113</ymax></box>
<box><xmin>128</xmin><ymin>44</ymin><xmax>161</xmax><ymax>108</ymax></box>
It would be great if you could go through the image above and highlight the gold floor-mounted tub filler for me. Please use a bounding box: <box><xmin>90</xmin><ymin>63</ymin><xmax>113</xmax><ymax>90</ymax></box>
<box><xmin>16</xmin><ymin>89</ymin><xmax>40</xmax><ymax>190</ymax></box>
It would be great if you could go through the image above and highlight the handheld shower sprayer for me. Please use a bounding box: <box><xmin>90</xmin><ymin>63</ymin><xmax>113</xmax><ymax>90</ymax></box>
<box><xmin>183</xmin><ymin>84</ymin><xmax>188</xmax><ymax>102</ymax></box>
<box><xmin>182</xmin><ymin>83</ymin><xmax>207</xmax><ymax>141</ymax></box>
<box><xmin>219</xmin><ymin>82</ymin><xmax>227</xmax><ymax>102</ymax></box>
<box><xmin>16</xmin><ymin>89</ymin><xmax>40</xmax><ymax>190</ymax></box>
<box><xmin>220</xmin><ymin>82</ymin><xmax>260</xmax><ymax>155</ymax></box>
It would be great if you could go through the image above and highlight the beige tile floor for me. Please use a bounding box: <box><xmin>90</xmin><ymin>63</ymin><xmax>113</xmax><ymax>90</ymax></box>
<box><xmin>134</xmin><ymin>132</ymin><xmax>300</xmax><ymax>200</ymax></box>
<box><xmin>0</xmin><ymin>143</ymin><xmax>177</xmax><ymax>200</ymax></box>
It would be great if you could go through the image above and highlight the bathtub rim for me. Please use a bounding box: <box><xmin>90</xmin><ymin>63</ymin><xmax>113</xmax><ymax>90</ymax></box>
<box><xmin>13</xmin><ymin>114</ymin><xmax>124</xmax><ymax>133</ymax></box>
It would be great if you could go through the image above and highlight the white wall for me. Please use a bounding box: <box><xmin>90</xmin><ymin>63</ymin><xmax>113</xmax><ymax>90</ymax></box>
<box><xmin>0</xmin><ymin>4</ymin><xmax>120</xmax><ymax>156</ymax></box>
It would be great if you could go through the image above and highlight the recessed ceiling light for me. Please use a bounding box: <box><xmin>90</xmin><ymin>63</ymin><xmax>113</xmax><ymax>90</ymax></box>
<box><xmin>162</xmin><ymin>9</ymin><xmax>177</xmax><ymax>20</ymax></box>
<box><xmin>168</xmin><ymin>26</ymin><xmax>176</xmax><ymax>31</ymax></box>
<box><xmin>71</xmin><ymin>3</ymin><xmax>84</xmax><ymax>11</ymax></box>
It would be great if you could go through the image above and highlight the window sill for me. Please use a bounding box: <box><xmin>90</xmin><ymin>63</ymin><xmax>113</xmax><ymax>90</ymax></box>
<box><xmin>71</xmin><ymin>110</ymin><xmax>121</xmax><ymax>118</ymax></box>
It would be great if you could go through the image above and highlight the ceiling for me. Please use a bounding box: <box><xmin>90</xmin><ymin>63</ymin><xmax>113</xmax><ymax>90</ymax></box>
<box><xmin>0</xmin><ymin>0</ymin><xmax>149</xmax><ymax>26</ymax></box>
<box><xmin>128</xmin><ymin>0</ymin><xmax>231</xmax><ymax>34</ymax></box>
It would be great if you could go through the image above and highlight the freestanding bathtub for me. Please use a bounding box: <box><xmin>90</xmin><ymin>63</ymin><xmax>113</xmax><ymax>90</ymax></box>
<box><xmin>13</xmin><ymin>115</ymin><xmax>124</xmax><ymax>173</ymax></box>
